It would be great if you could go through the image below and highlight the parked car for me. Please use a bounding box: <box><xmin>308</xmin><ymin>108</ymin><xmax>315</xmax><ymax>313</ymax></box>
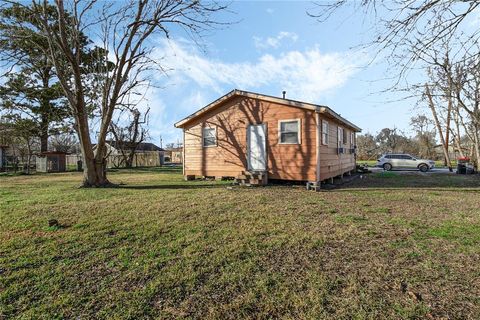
<box><xmin>377</xmin><ymin>154</ymin><xmax>435</xmax><ymax>172</ymax></box>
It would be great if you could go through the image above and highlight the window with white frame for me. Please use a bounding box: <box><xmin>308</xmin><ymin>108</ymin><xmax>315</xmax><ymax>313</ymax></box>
<box><xmin>202</xmin><ymin>127</ymin><xmax>216</xmax><ymax>147</ymax></box>
<box><xmin>322</xmin><ymin>120</ymin><xmax>329</xmax><ymax>145</ymax></box>
<box><xmin>350</xmin><ymin>132</ymin><xmax>355</xmax><ymax>147</ymax></box>
<box><xmin>343</xmin><ymin>128</ymin><xmax>348</xmax><ymax>144</ymax></box>
<box><xmin>279</xmin><ymin>119</ymin><xmax>300</xmax><ymax>144</ymax></box>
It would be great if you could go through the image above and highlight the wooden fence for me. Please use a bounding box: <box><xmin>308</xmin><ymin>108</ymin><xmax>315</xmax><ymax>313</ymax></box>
<box><xmin>66</xmin><ymin>151</ymin><xmax>164</xmax><ymax>169</ymax></box>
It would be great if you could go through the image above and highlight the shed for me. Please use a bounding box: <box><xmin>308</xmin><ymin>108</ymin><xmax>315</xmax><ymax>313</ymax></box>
<box><xmin>174</xmin><ymin>89</ymin><xmax>361</xmax><ymax>188</ymax></box>
<box><xmin>36</xmin><ymin>151</ymin><xmax>67</xmax><ymax>173</ymax></box>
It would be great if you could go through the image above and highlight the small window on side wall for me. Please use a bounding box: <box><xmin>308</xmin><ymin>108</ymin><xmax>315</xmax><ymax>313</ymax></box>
<box><xmin>203</xmin><ymin>127</ymin><xmax>216</xmax><ymax>147</ymax></box>
<box><xmin>322</xmin><ymin>120</ymin><xmax>329</xmax><ymax>145</ymax></box>
<box><xmin>337</xmin><ymin>127</ymin><xmax>343</xmax><ymax>146</ymax></box>
<box><xmin>279</xmin><ymin>119</ymin><xmax>300</xmax><ymax>144</ymax></box>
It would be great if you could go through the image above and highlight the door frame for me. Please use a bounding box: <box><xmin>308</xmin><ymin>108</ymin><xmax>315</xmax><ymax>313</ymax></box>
<box><xmin>247</xmin><ymin>123</ymin><xmax>267</xmax><ymax>171</ymax></box>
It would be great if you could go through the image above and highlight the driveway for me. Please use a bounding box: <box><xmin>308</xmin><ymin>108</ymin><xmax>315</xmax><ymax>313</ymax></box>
<box><xmin>369</xmin><ymin>166</ymin><xmax>455</xmax><ymax>175</ymax></box>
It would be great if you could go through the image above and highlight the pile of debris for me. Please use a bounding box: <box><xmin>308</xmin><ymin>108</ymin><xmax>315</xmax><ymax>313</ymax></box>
<box><xmin>456</xmin><ymin>157</ymin><xmax>476</xmax><ymax>174</ymax></box>
<box><xmin>356</xmin><ymin>163</ymin><xmax>371</xmax><ymax>173</ymax></box>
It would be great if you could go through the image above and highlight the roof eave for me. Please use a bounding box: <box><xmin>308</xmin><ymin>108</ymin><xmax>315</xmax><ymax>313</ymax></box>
<box><xmin>319</xmin><ymin>107</ymin><xmax>362</xmax><ymax>132</ymax></box>
<box><xmin>174</xmin><ymin>89</ymin><xmax>361</xmax><ymax>132</ymax></box>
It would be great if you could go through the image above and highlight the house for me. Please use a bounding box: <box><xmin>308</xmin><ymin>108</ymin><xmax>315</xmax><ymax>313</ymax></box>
<box><xmin>164</xmin><ymin>147</ymin><xmax>183</xmax><ymax>163</ymax></box>
<box><xmin>36</xmin><ymin>151</ymin><xmax>67</xmax><ymax>173</ymax></box>
<box><xmin>174</xmin><ymin>89</ymin><xmax>361</xmax><ymax>188</ymax></box>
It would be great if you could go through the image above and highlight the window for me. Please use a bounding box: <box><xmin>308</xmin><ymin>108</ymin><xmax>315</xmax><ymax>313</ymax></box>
<box><xmin>343</xmin><ymin>128</ymin><xmax>348</xmax><ymax>144</ymax></box>
<box><xmin>350</xmin><ymin>132</ymin><xmax>355</xmax><ymax>146</ymax></box>
<box><xmin>337</xmin><ymin>127</ymin><xmax>343</xmax><ymax>146</ymax></box>
<box><xmin>322</xmin><ymin>120</ymin><xmax>329</xmax><ymax>145</ymax></box>
<box><xmin>279</xmin><ymin>119</ymin><xmax>300</xmax><ymax>144</ymax></box>
<box><xmin>202</xmin><ymin>127</ymin><xmax>216</xmax><ymax>147</ymax></box>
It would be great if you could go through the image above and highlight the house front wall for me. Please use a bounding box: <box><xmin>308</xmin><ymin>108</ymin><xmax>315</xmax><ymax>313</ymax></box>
<box><xmin>183</xmin><ymin>96</ymin><xmax>356</xmax><ymax>181</ymax></box>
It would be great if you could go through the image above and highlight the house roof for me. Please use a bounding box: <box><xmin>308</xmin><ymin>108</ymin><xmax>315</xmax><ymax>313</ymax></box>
<box><xmin>174</xmin><ymin>89</ymin><xmax>361</xmax><ymax>132</ymax></box>
<box><xmin>105</xmin><ymin>141</ymin><xmax>164</xmax><ymax>152</ymax></box>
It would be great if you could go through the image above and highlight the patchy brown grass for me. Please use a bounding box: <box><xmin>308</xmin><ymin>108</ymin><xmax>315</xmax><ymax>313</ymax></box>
<box><xmin>1</xmin><ymin>168</ymin><xmax>479</xmax><ymax>319</ymax></box>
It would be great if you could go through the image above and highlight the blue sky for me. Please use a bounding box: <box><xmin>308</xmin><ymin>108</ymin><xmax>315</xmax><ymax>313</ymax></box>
<box><xmin>144</xmin><ymin>1</ymin><xmax>420</xmax><ymax>146</ymax></box>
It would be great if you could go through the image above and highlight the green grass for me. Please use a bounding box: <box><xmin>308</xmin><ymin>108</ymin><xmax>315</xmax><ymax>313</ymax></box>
<box><xmin>1</xmin><ymin>168</ymin><xmax>480</xmax><ymax>319</ymax></box>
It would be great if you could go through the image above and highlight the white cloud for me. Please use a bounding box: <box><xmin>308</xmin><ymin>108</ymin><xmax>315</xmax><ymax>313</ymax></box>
<box><xmin>253</xmin><ymin>31</ymin><xmax>299</xmax><ymax>50</ymax></box>
<box><xmin>153</xmin><ymin>39</ymin><xmax>360</xmax><ymax>103</ymax></box>
<box><xmin>266</xmin><ymin>8</ymin><xmax>275</xmax><ymax>15</ymax></box>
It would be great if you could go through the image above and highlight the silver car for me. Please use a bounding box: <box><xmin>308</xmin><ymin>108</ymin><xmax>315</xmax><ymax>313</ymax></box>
<box><xmin>377</xmin><ymin>154</ymin><xmax>435</xmax><ymax>172</ymax></box>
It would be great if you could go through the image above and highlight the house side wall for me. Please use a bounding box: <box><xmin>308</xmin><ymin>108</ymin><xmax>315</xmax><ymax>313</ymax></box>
<box><xmin>183</xmin><ymin>96</ymin><xmax>356</xmax><ymax>181</ymax></box>
<box><xmin>319</xmin><ymin>115</ymin><xmax>356</xmax><ymax>180</ymax></box>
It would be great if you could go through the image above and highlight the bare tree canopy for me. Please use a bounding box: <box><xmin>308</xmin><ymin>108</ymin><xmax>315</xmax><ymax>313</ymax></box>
<box><xmin>110</xmin><ymin>107</ymin><xmax>150</xmax><ymax>168</ymax></box>
<box><xmin>311</xmin><ymin>1</ymin><xmax>480</xmax><ymax>169</ymax></box>
<box><xmin>310</xmin><ymin>1</ymin><xmax>480</xmax><ymax>83</ymax></box>
<box><xmin>6</xmin><ymin>0</ymin><xmax>230</xmax><ymax>187</ymax></box>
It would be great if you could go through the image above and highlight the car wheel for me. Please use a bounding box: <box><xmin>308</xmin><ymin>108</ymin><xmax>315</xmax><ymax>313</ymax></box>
<box><xmin>419</xmin><ymin>164</ymin><xmax>428</xmax><ymax>172</ymax></box>
<box><xmin>383</xmin><ymin>163</ymin><xmax>392</xmax><ymax>171</ymax></box>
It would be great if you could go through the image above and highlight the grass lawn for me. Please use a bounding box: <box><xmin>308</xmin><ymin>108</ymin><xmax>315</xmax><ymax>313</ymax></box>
<box><xmin>1</xmin><ymin>168</ymin><xmax>480</xmax><ymax>319</ymax></box>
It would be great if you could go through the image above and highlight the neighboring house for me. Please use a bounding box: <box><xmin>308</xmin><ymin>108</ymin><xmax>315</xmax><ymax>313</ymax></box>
<box><xmin>174</xmin><ymin>89</ymin><xmax>361</xmax><ymax>187</ymax></box>
<box><xmin>164</xmin><ymin>147</ymin><xmax>183</xmax><ymax>163</ymax></box>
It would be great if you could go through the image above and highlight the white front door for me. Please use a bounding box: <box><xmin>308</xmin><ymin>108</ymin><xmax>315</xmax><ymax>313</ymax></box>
<box><xmin>248</xmin><ymin>124</ymin><xmax>267</xmax><ymax>171</ymax></box>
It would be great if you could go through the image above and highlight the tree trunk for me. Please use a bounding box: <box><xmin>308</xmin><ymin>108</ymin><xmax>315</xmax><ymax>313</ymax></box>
<box><xmin>474</xmin><ymin>125</ymin><xmax>480</xmax><ymax>172</ymax></box>
<box><xmin>40</xmin><ymin>121</ymin><xmax>49</xmax><ymax>153</ymax></box>
<box><xmin>452</xmin><ymin>133</ymin><xmax>465</xmax><ymax>158</ymax></box>
<box><xmin>126</xmin><ymin>152</ymin><xmax>135</xmax><ymax>168</ymax></box>
<box><xmin>452</xmin><ymin>109</ymin><xmax>465</xmax><ymax>158</ymax></box>
<box><xmin>444</xmin><ymin>93</ymin><xmax>452</xmax><ymax>169</ymax></box>
<box><xmin>425</xmin><ymin>84</ymin><xmax>452</xmax><ymax>171</ymax></box>
<box><xmin>82</xmin><ymin>154</ymin><xmax>108</xmax><ymax>187</ymax></box>
<box><xmin>40</xmin><ymin>67</ymin><xmax>51</xmax><ymax>153</ymax></box>
<box><xmin>75</xmin><ymin>101</ymin><xmax>111</xmax><ymax>187</ymax></box>
<box><xmin>26</xmin><ymin>142</ymin><xmax>31</xmax><ymax>175</ymax></box>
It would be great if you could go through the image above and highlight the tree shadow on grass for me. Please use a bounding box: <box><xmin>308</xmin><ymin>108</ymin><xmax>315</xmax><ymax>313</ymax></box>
<box><xmin>118</xmin><ymin>183</ymin><xmax>227</xmax><ymax>190</ymax></box>
<box><xmin>333</xmin><ymin>172</ymin><xmax>480</xmax><ymax>191</ymax></box>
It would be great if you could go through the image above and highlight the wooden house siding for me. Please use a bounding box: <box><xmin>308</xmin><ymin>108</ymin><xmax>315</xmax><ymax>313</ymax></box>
<box><xmin>182</xmin><ymin>95</ymin><xmax>357</xmax><ymax>182</ymax></box>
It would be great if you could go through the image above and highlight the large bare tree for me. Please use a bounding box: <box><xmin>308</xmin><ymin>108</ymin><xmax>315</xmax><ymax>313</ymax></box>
<box><xmin>310</xmin><ymin>1</ymin><xmax>480</xmax><ymax>78</ymax></box>
<box><xmin>311</xmin><ymin>1</ymin><xmax>480</xmax><ymax>169</ymax></box>
<box><xmin>25</xmin><ymin>0</ymin><xmax>227</xmax><ymax>187</ymax></box>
